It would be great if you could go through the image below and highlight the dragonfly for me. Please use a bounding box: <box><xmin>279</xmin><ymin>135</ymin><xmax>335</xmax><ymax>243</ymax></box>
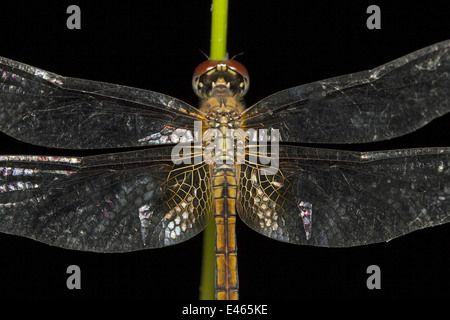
<box><xmin>0</xmin><ymin>40</ymin><xmax>449</xmax><ymax>300</ymax></box>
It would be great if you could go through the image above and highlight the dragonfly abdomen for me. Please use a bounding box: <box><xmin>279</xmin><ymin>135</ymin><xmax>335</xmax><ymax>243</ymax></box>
<box><xmin>212</xmin><ymin>164</ymin><xmax>239</xmax><ymax>300</ymax></box>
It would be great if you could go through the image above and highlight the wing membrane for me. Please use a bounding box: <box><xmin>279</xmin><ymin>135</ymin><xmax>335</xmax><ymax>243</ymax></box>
<box><xmin>242</xmin><ymin>40</ymin><xmax>450</xmax><ymax>143</ymax></box>
<box><xmin>0</xmin><ymin>56</ymin><xmax>204</xmax><ymax>149</ymax></box>
<box><xmin>0</xmin><ymin>147</ymin><xmax>212</xmax><ymax>252</ymax></box>
<box><xmin>238</xmin><ymin>146</ymin><xmax>450</xmax><ymax>247</ymax></box>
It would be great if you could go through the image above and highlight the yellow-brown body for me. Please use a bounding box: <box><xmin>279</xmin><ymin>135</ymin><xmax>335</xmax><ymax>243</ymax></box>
<box><xmin>202</xmin><ymin>95</ymin><xmax>244</xmax><ymax>300</ymax></box>
<box><xmin>194</xmin><ymin>61</ymin><xmax>248</xmax><ymax>300</ymax></box>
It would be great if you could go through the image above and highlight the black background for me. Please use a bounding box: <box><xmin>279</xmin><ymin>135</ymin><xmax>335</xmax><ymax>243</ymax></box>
<box><xmin>0</xmin><ymin>0</ymin><xmax>449</xmax><ymax>303</ymax></box>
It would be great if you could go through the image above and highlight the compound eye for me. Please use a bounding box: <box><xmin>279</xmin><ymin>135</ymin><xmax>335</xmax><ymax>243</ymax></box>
<box><xmin>192</xmin><ymin>60</ymin><xmax>222</xmax><ymax>97</ymax></box>
<box><xmin>193</xmin><ymin>60</ymin><xmax>248</xmax><ymax>78</ymax></box>
<box><xmin>225</xmin><ymin>60</ymin><xmax>250</xmax><ymax>96</ymax></box>
<box><xmin>224</xmin><ymin>60</ymin><xmax>248</xmax><ymax>79</ymax></box>
<box><xmin>192</xmin><ymin>59</ymin><xmax>250</xmax><ymax>97</ymax></box>
<box><xmin>193</xmin><ymin>60</ymin><xmax>221</xmax><ymax>78</ymax></box>
<box><xmin>192</xmin><ymin>75</ymin><xmax>200</xmax><ymax>88</ymax></box>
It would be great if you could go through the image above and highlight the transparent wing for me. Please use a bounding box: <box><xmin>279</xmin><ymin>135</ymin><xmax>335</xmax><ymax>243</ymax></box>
<box><xmin>242</xmin><ymin>40</ymin><xmax>450</xmax><ymax>143</ymax></box>
<box><xmin>238</xmin><ymin>146</ymin><xmax>450</xmax><ymax>247</ymax></box>
<box><xmin>0</xmin><ymin>56</ymin><xmax>204</xmax><ymax>149</ymax></box>
<box><xmin>0</xmin><ymin>147</ymin><xmax>212</xmax><ymax>252</ymax></box>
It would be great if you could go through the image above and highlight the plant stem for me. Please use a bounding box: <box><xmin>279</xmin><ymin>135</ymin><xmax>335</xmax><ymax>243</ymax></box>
<box><xmin>210</xmin><ymin>0</ymin><xmax>228</xmax><ymax>60</ymax></box>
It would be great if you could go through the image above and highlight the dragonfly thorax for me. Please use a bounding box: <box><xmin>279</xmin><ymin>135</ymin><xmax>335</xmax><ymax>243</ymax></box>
<box><xmin>200</xmin><ymin>96</ymin><xmax>244</xmax><ymax>133</ymax></box>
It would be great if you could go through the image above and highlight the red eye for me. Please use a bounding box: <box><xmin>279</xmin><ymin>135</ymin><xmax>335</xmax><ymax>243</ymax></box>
<box><xmin>224</xmin><ymin>60</ymin><xmax>248</xmax><ymax>78</ymax></box>
<box><xmin>193</xmin><ymin>60</ymin><xmax>220</xmax><ymax>77</ymax></box>
<box><xmin>193</xmin><ymin>60</ymin><xmax>248</xmax><ymax>78</ymax></box>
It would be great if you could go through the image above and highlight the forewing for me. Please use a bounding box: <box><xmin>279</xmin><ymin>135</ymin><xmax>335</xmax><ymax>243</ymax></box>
<box><xmin>0</xmin><ymin>147</ymin><xmax>212</xmax><ymax>252</ymax></box>
<box><xmin>238</xmin><ymin>146</ymin><xmax>450</xmax><ymax>247</ymax></box>
<box><xmin>242</xmin><ymin>40</ymin><xmax>450</xmax><ymax>143</ymax></box>
<box><xmin>0</xmin><ymin>56</ymin><xmax>204</xmax><ymax>149</ymax></box>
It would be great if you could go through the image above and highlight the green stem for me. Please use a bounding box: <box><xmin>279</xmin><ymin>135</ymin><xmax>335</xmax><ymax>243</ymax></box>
<box><xmin>210</xmin><ymin>0</ymin><xmax>228</xmax><ymax>61</ymax></box>
<box><xmin>199</xmin><ymin>0</ymin><xmax>228</xmax><ymax>300</ymax></box>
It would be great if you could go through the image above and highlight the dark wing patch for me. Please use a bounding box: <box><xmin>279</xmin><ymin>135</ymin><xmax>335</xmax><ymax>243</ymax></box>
<box><xmin>242</xmin><ymin>40</ymin><xmax>450</xmax><ymax>144</ymax></box>
<box><xmin>0</xmin><ymin>147</ymin><xmax>212</xmax><ymax>252</ymax></box>
<box><xmin>0</xmin><ymin>56</ymin><xmax>204</xmax><ymax>149</ymax></box>
<box><xmin>238</xmin><ymin>146</ymin><xmax>450</xmax><ymax>247</ymax></box>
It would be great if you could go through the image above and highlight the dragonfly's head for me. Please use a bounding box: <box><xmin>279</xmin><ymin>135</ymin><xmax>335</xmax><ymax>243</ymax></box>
<box><xmin>192</xmin><ymin>60</ymin><xmax>249</xmax><ymax>99</ymax></box>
